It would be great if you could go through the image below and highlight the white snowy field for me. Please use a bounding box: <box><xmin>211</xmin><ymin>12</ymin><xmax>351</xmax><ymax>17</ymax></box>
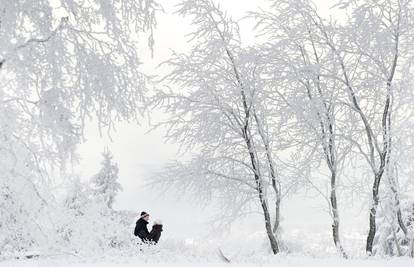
<box><xmin>1</xmin><ymin>233</ymin><xmax>413</xmax><ymax>267</ymax></box>
<box><xmin>1</xmin><ymin>255</ymin><xmax>412</xmax><ymax>267</ymax></box>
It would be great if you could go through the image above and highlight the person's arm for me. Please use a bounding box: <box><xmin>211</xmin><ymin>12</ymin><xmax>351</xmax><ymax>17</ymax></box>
<box><xmin>134</xmin><ymin>222</ymin><xmax>140</xmax><ymax>236</ymax></box>
<box><xmin>139</xmin><ymin>228</ymin><xmax>151</xmax><ymax>239</ymax></box>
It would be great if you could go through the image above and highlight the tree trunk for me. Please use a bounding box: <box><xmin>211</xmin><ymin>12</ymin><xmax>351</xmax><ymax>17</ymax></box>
<box><xmin>261</xmin><ymin>195</ymin><xmax>280</xmax><ymax>254</ymax></box>
<box><xmin>366</xmin><ymin>172</ymin><xmax>383</xmax><ymax>254</ymax></box>
<box><xmin>388</xmin><ymin>173</ymin><xmax>409</xmax><ymax>238</ymax></box>
<box><xmin>387</xmin><ymin>167</ymin><xmax>412</xmax><ymax>257</ymax></box>
<box><xmin>242</xmin><ymin>127</ymin><xmax>279</xmax><ymax>255</ymax></box>
<box><xmin>252</xmin><ymin>111</ymin><xmax>281</xmax><ymax>235</ymax></box>
<box><xmin>245</xmin><ymin>137</ymin><xmax>279</xmax><ymax>254</ymax></box>
<box><xmin>274</xmin><ymin>192</ymin><xmax>281</xmax><ymax>234</ymax></box>
<box><xmin>330</xmin><ymin>172</ymin><xmax>348</xmax><ymax>258</ymax></box>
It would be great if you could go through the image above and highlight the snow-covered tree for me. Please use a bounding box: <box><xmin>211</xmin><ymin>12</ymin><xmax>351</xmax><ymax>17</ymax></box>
<box><xmin>334</xmin><ymin>0</ymin><xmax>414</xmax><ymax>253</ymax></box>
<box><xmin>0</xmin><ymin>0</ymin><xmax>159</xmax><ymax>255</ymax></box>
<box><xmin>91</xmin><ymin>149</ymin><xmax>122</xmax><ymax>209</ymax></box>
<box><xmin>152</xmin><ymin>0</ymin><xmax>294</xmax><ymax>255</ymax></box>
<box><xmin>253</xmin><ymin>2</ymin><xmax>355</xmax><ymax>257</ymax></box>
<box><xmin>0</xmin><ymin>0</ymin><xmax>159</xmax><ymax>166</ymax></box>
<box><xmin>254</xmin><ymin>0</ymin><xmax>414</xmax><ymax>255</ymax></box>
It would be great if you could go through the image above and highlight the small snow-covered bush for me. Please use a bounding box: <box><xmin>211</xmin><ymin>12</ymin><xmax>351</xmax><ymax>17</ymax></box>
<box><xmin>55</xmin><ymin>205</ymin><xmax>136</xmax><ymax>255</ymax></box>
<box><xmin>0</xmin><ymin>177</ymin><xmax>137</xmax><ymax>258</ymax></box>
<box><xmin>374</xmin><ymin>199</ymin><xmax>414</xmax><ymax>256</ymax></box>
<box><xmin>51</xmin><ymin>178</ymin><xmax>136</xmax><ymax>256</ymax></box>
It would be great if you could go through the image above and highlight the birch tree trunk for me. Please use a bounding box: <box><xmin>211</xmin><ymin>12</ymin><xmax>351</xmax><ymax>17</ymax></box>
<box><xmin>253</xmin><ymin>111</ymin><xmax>281</xmax><ymax>235</ymax></box>
<box><xmin>243</xmin><ymin>133</ymin><xmax>279</xmax><ymax>254</ymax></box>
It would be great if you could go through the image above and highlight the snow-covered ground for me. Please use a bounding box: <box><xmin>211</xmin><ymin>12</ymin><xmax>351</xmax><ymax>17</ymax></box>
<box><xmin>1</xmin><ymin>255</ymin><xmax>412</xmax><ymax>267</ymax></box>
<box><xmin>1</xmin><ymin>233</ymin><xmax>413</xmax><ymax>267</ymax></box>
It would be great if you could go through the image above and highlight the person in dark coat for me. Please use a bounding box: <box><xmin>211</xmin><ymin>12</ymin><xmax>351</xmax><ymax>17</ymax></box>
<box><xmin>134</xmin><ymin>211</ymin><xmax>151</xmax><ymax>242</ymax></box>
<box><xmin>149</xmin><ymin>221</ymin><xmax>163</xmax><ymax>244</ymax></box>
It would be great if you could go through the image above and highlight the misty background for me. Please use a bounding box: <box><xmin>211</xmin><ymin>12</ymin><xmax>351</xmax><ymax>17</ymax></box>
<box><xmin>74</xmin><ymin>0</ymin><xmax>367</xmax><ymax>245</ymax></box>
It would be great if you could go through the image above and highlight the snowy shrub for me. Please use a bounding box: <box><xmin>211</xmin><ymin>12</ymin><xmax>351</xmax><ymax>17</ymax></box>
<box><xmin>0</xmin><ymin>171</ymin><xmax>134</xmax><ymax>258</ymax></box>
<box><xmin>48</xmin><ymin>177</ymin><xmax>134</xmax><ymax>256</ymax></box>
<box><xmin>374</xmin><ymin>199</ymin><xmax>414</xmax><ymax>256</ymax></box>
<box><xmin>0</xmin><ymin>170</ymin><xmax>52</xmax><ymax>256</ymax></box>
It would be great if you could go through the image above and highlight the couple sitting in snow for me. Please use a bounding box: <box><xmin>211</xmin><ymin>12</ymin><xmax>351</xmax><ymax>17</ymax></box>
<box><xmin>134</xmin><ymin>211</ymin><xmax>163</xmax><ymax>244</ymax></box>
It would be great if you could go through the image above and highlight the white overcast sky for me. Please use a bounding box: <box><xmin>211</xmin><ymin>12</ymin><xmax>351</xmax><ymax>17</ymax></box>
<box><xmin>77</xmin><ymin>0</ymin><xmax>366</xmax><ymax>244</ymax></box>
